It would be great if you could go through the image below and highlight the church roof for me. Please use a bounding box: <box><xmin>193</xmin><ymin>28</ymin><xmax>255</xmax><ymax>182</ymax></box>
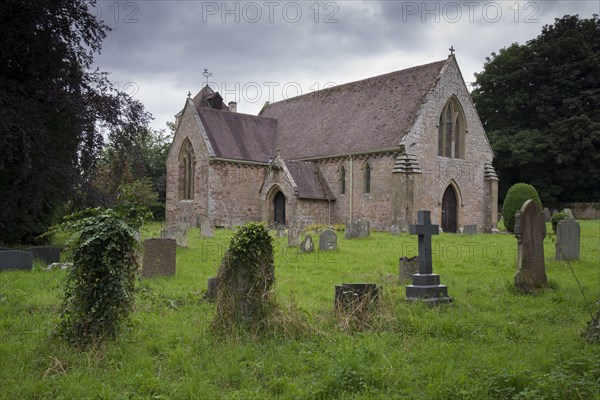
<box><xmin>196</xmin><ymin>108</ymin><xmax>276</xmax><ymax>162</ymax></box>
<box><xmin>260</xmin><ymin>59</ymin><xmax>448</xmax><ymax>159</ymax></box>
<box><xmin>286</xmin><ymin>161</ymin><xmax>335</xmax><ymax>200</ymax></box>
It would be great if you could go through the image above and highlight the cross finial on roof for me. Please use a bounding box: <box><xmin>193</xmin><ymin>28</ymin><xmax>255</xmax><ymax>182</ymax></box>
<box><xmin>187</xmin><ymin>91</ymin><xmax>191</xmax><ymax>99</ymax></box>
<box><xmin>202</xmin><ymin>68</ymin><xmax>213</xmax><ymax>88</ymax></box>
<box><xmin>449</xmin><ymin>45</ymin><xmax>455</xmax><ymax>56</ymax></box>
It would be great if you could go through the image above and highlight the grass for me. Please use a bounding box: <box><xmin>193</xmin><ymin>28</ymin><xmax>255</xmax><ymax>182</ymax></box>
<box><xmin>1</xmin><ymin>221</ymin><xmax>599</xmax><ymax>399</ymax></box>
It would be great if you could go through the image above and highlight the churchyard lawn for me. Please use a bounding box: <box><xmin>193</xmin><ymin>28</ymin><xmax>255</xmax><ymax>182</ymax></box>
<box><xmin>1</xmin><ymin>221</ymin><xmax>598</xmax><ymax>399</ymax></box>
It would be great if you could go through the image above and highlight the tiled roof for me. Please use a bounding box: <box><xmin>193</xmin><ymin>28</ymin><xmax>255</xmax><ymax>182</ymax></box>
<box><xmin>286</xmin><ymin>161</ymin><xmax>335</xmax><ymax>200</ymax></box>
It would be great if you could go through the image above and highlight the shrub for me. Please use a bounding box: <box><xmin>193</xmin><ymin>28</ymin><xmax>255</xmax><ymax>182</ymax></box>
<box><xmin>551</xmin><ymin>211</ymin><xmax>568</xmax><ymax>233</ymax></box>
<box><xmin>502</xmin><ymin>183</ymin><xmax>542</xmax><ymax>232</ymax></box>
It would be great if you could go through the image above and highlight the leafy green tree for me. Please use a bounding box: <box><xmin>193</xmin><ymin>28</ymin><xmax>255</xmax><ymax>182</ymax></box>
<box><xmin>0</xmin><ymin>0</ymin><xmax>151</xmax><ymax>244</ymax></box>
<box><xmin>472</xmin><ymin>15</ymin><xmax>600</xmax><ymax>203</ymax></box>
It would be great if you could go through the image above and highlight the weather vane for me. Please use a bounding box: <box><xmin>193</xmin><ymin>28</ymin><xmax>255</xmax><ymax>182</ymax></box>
<box><xmin>449</xmin><ymin>45</ymin><xmax>455</xmax><ymax>55</ymax></box>
<box><xmin>202</xmin><ymin>68</ymin><xmax>213</xmax><ymax>88</ymax></box>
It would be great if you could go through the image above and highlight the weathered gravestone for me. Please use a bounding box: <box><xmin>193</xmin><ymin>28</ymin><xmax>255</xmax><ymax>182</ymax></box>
<box><xmin>141</xmin><ymin>238</ymin><xmax>176</xmax><ymax>277</ymax></box>
<box><xmin>205</xmin><ymin>277</ymin><xmax>218</xmax><ymax>302</ymax></box>
<box><xmin>514</xmin><ymin>200</ymin><xmax>547</xmax><ymax>290</ymax></box>
<box><xmin>389</xmin><ymin>225</ymin><xmax>401</xmax><ymax>235</ymax></box>
<box><xmin>399</xmin><ymin>256</ymin><xmax>419</xmax><ymax>282</ymax></box>
<box><xmin>199</xmin><ymin>215</ymin><xmax>214</xmax><ymax>238</ymax></box>
<box><xmin>288</xmin><ymin>225</ymin><xmax>300</xmax><ymax>247</ymax></box>
<box><xmin>160</xmin><ymin>225</ymin><xmax>188</xmax><ymax>247</ymax></box>
<box><xmin>319</xmin><ymin>229</ymin><xmax>337</xmax><ymax>251</ymax></box>
<box><xmin>334</xmin><ymin>283</ymin><xmax>381</xmax><ymax>312</ymax></box>
<box><xmin>0</xmin><ymin>250</ymin><xmax>34</xmax><ymax>271</ymax></box>
<box><xmin>463</xmin><ymin>225</ymin><xmax>478</xmax><ymax>235</ymax></box>
<box><xmin>214</xmin><ymin>223</ymin><xmax>274</xmax><ymax>330</ymax></box>
<box><xmin>542</xmin><ymin>207</ymin><xmax>551</xmax><ymax>223</ymax></box>
<box><xmin>555</xmin><ymin>217</ymin><xmax>580</xmax><ymax>261</ymax></box>
<box><xmin>300</xmin><ymin>235</ymin><xmax>314</xmax><ymax>253</ymax></box>
<box><xmin>25</xmin><ymin>246</ymin><xmax>61</xmax><ymax>264</ymax></box>
<box><xmin>405</xmin><ymin>210</ymin><xmax>451</xmax><ymax>304</ymax></box>
<box><xmin>344</xmin><ymin>220</ymin><xmax>370</xmax><ymax>239</ymax></box>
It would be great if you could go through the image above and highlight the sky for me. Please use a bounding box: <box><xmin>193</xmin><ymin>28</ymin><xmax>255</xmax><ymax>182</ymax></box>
<box><xmin>91</xmin><ymin>0</ymin><xmax>600</xmax><ymax>131</ymax></box>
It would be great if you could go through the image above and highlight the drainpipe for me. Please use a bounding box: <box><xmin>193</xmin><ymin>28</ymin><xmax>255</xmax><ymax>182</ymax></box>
<box><xmin>349</xmin><ymin>155</ymin><xmax>353</xmax><ymax>223</ymax></box>
<box><xmin>328</xmin><ymin>199</ymin><xmax>331</xmax><ymax>225</ymax></box>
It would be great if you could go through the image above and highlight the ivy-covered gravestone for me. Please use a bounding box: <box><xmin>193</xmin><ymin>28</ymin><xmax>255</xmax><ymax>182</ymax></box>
<box><xmin>213</xmin><ymin>222</ymin><xmax>274</xmax><ymax>332</ymax></box>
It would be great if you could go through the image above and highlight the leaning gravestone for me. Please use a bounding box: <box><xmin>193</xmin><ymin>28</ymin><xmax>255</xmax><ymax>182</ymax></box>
<box><xmin>300</xmin><ymin>235</ymin><xmax>314</xmax><ymax>253</ymax></box>
<box><xmin>288</xmin><ymin>225</ymin><xmax>300</xmax><ymax>247</ymax></box>
<box><xmin>319</xmin><ymin>229</ymin><xmax>337</xmax><ymax>250</ymax></box>
<box><xmin>542</xmin><ymin>207</ymin><xmax>551</xmax><ymax>223</ymax></box>
<box><xmin>463</xmin><ymin>225</ymin><xmax>478</xmax><ymax>235</ymax></box>
<box><xmin>141</xmin><ymin>238</ymin><xmax>176</xmax><ymax>277</ymax></box>
<box><xmin>555</xmin><ymin>217</ymin><xmax>580</xmax><ymax>261</ymax></box>
<box><xmin>514</xmin><ymin>200</ymin><xmax>547</xmax><ymax>290</ymax></box>
<box><xmin>399</xmin><ymin>256</ymin><xmax>419</xmax><ymax>282</ymax></box>
<box><xmin>0</xmin><ymin>250</ymin><xmax>34</xmax><ymax>271</ymax></box>
<box><xmin>160</xmin><ymin>225</ymin><xmax>188</xmax><ymax>247</ymax></box>
<box><xmin>405</xmin><ymin>210</ymin><xmax>451</xmax><ymax>304</ymax></box>
<box><xmin>344</xmin><ymin>220</ymin><xmax>370</xmax><ymax>239</ymax></box>
<box><xmin>25</xmin><ymin>246</ymin><xmax>61</xmax><ymax>264</ymax></box>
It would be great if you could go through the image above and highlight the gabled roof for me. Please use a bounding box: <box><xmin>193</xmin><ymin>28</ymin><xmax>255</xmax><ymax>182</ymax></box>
<box><xmin>260</xmin><ymin>59</ymin><xmax>448</xmax><ymax>159</ymax></box>
<box><xmin>196</xmin><ymin>108</ymin><xmax>276</xmax><ymax>163</ymax></box>
<box><xmin>192</xmin><ymin>86</ymin><xmax>229</xmax><ymax>111</ymax></box>
<box><xmin>285</xmin><ymin>161</ymin><xmax>335</xmax><ymax>200</ymax></box>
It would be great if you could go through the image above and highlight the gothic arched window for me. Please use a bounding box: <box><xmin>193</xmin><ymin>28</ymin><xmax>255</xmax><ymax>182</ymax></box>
<box><xmin>438</xmin><ymin>97</ymin><xmax>466</xmax><ymax>158</ymax></box>
<box><xmin>178</xmin><ymin>138</ymin><xmax>195</xmax><ymax>200</ymax></box>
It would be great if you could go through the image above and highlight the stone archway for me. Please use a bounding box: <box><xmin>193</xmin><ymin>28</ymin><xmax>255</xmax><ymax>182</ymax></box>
<box><xmin>441</xmin><ymin>185</ymin><xmax>458</xmax><ymax>233</ymax></box>
<box><xmin>273</xmin><ymin>191</ymin><xmax>286</xmax><ymax>226</ymax></box>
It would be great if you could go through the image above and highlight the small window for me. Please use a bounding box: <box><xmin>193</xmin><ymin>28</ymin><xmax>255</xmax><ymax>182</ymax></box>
<box><xmin>340</xmin><ymin>166</ymin><xmax>346</xmax><ymax>195</ymax></box>
<box><xmin>364</xmin><ymin>163</ymin><xmax>371</xmax><ymax>194</ymax></box>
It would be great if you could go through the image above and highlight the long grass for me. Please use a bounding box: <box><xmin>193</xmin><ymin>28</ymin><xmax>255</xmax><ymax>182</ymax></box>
<box><xmin>1</xmin><ymin>221</ymin><xmax>599</xmax><ymax>399</ymax></box>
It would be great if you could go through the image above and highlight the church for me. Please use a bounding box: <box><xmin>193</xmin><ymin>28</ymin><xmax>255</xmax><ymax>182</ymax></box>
<box><xmin>165</xmin><ymin>54</ymin><xmax>499</xmax><ymax>233</ymax></box>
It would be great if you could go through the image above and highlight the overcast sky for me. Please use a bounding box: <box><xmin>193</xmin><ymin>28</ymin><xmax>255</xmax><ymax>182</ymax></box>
<box><xmin>92</xmin><ymin>0</ymin><xmax>599</xmax><ymax>131</ymax></box>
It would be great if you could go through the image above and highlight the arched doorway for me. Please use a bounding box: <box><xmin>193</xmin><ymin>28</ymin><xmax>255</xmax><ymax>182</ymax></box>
<box><xmin>441</xmin><ymin>186</ymin><xmax>457</xmax><ymax>233</ymax></box>
<box><xmin>273</xmin><ymin>191</ymin><xmax>286</xmax><ymax>226</ymax></box>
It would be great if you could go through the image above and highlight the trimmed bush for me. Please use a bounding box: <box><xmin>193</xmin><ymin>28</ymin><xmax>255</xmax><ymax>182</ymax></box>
<box><xmin>551</xmin><ymin>211</ymin><xmax>569</xmax><ymax>233</ymax></box>
<box><xmin>502</xmin><ymin>183</ymin><xmax>542</xmax><ymax>232</ymax></box>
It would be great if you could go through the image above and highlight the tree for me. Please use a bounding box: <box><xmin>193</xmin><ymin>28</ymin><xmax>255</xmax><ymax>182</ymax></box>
<box><xmin>472</xmin><ymin>15</ymin><xmax>600</xmax><ymax>203</ymax></box>
<box><xmin>0</xmin><ymin>0</ymin><xmax>151</xmax><ymax>244</ymax></box>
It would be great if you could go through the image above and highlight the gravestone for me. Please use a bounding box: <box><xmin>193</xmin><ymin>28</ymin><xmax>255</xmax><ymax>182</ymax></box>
<box><xmin>205</xmin><ymin>277</ymin><xmax>218</xmax><ymax>302</ymax></box>
<box><xmin>399</xmin><ymin>256</ymin><xmax>419</xmax><ymax>282</ymax></box>
<box><xmin>389</xmin><ymin>225</ymin><xmax>400</xmax><ymax>235</ymax></box>
<box><xmin>319</xmin><ymin>229</ymin><xmax>337</xmax><ymax>250</ymax></box>
<box><xmin>0</xmin><ymin>250</ymin><xmax>34</xmax><ymax>271</ymax></box>
<box><xmin>463</xmin><ymin>225</ymin><xmax>478</xmax><ymax>235</ymax></box>
<box><xmin>555</xmin><ymin>218</ymin><xmax>580</xmax><ymax>261</ymax></box>
<box><xmin>514</xmin><ymin>200</ymin><xmax>547</xmax><ymax>290</ymax></box>
<box><xmin>300</xmin><ymin>235</ymin><xmax>314</xmax><ymax>253</ymax></box>
<box><xmin>334</xmin><ymin>283</ymin><xmax>380</xmax><ymax>312</ymax></box>
<box><xmin>344</xmin><ymin>220</ymin><xmax>370</xmax><ymax>239</ymax></box>
<box><xmin>562</xmin><ymin>208</ymin><xmax>574</xmax><ymax>218</ymax></box>
<box><xmin>542</xmin><ymin>207</ymin><xmax>551</xmax><ymax>223</ymax></box>
<box><xmin>200</xmin><ymin>215</ymin><xmax>214</xmax><ymax>238</ymax></box>
<box><xmin>160</xmin><ymin>225</ymin><xmax>188</xmax><ymax>247</ymax></box>
<box><xmin>288</xmin><ymin>225</ymin><xmax>300</xmax><ymax>247</ymax></box>
<box><xmin>25</xmin><ymin>246</ymin><xmax>61</xmax><ymax>264</ymax></box>
<box><xmin>405</xmin><ymin>210</ymin><xmax>451</xmax><ymax>304</ymax></box>
<box><xmin>141</xmin><ymin>238</ymin><xmax>176</xmax><ymax>277</ymax></box>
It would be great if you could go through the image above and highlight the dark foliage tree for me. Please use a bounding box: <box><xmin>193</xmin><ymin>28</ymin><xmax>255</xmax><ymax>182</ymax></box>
<box><xmin>472</xmin><ymin>15</ymin><xmax>600</xmax><ymax>203</ymax></box>
<box><xmin>0</xmin><ymin>0</ymin><xmax>151</xmax><ymax>244</ymax></box>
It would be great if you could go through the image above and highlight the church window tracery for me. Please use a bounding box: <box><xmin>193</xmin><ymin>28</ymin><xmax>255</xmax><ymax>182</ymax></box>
<box><xmin>438</xmin><ymin>97</ymin><xmax>466</xmax><ymax>158</ymax></box>
<box><xmin>178</xmin><ymin>138</ymin><xmax>195</xmax><ymax>200</ymax></box>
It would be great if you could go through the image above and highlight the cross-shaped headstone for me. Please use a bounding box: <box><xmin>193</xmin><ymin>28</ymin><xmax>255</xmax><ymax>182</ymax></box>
<box><xmin>409</xmin><ymin>210</ymin><xmax>438</xmax><ymax>275</ymax></box>
<box><xmin>449</xmin><ymin>45</ymin><xmax>455</xmax><ymax>55</ymax></box>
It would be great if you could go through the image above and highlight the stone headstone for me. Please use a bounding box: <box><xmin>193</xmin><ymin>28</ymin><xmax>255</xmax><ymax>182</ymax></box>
<box><xmin>0</xmin><ymin>250</ymin><xmax>34</xmax><ymax>271</ymax></box>
<box><xmin>463</xmin><ymin>225</ymin><xmax>478</xmax><ymax>235</ymax></box>
<box><xmin>288</xmin><ymin>225</ymin><xmax>300</xmax><ymax>247</ymax></box>
<box><xmin>562</xmin><ymin>208</ymin><xmax>574</xmax><ymax>218</ymax></box>
<box><xmin>205</xmin><ymin>277</ymin><xmax>218</xmax><ymax>302</ymax></box>
<box><xmin>160</xmin><ymin>225</ymin><xmax>188</xmax><ymax>247</ymax></box>
<box><xmin>389</xmin><ymin>225</ymin><xmax>400</xmax><ymax>235</ymax></box>
<box><xmin>399</xmin><ymin>256</ymin><xmax>419</xmax><ymax>282</ymax></box>
<box><xmin>344</xmin><ymin>220</ymin><xmax>370</xmax><ymax>239</ymax></box>
<box><xmin>319</xmin><ymin>229</ymin><xmax>337</xmax><ymax>251</ymax></box>
<box><xmin>405</xmin><ymin>210</ymin><xmax>451</xmax><ymax>304</ymax></box>
<box><xmin>334</xmin><ymin>283</ymin><xmax>381</xmax><ymax>312</ymax></box>
<box><xmin>514</xmin><ymin>200</ymin><xmax>547</xmax><ymax>290</ymax></box>
<box><xmin>24</xmin><ymin>246</ymin><xmax>61</xmax><ymax>264</ymax></box>
<box><xmin>556</xmin><ymin>218</ymin><xmax>580</xmax><ymax>261</ymax></box>
<box><xmin>141</xmin><ymin>238</ymin><xmax>176</xmax><ymax>277</ymax></box>
<box><xmin>542</xmin><ymin>207</ymin><xmax>551</xmax><ymax>223</ymax></box>
<box><xmin>300</xmin><ymin>235</ymin><xmax>314</xmax><ymax>253</ymax></box>
<box><xmin>200</xmin><ymin>215</ymin><xmax>214</xmax><ymax>238</ymax></box>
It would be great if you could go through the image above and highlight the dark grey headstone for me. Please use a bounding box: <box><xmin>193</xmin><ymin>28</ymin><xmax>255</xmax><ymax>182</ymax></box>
<box><xmin>542</xmin><ymin>207</ymin><xmax>551</xmax><ymax>223</ymax></box>
<box><xmin>142</xmin><ymin>238</ymin><xmax>176</xmax><ymax>277</ymax></box>
<box><xmin>463</xmin><ymin>225</ymin><xmax>478</xmax><ymax>235</ymax></box>
<box><xmin>514</xmin><ymin>200</ymin><xmax>547</xmax><ymax>290</ymax></box>
<box><xmin>334</xmin><ymin>283</ymin><xmax>381</xmax><ymax>312</ymax></box>
<box><xmin>556</xmin><ymin>218</ymin><xmax>580</xmax><ymax>261</ymax></box>
<box><xmin>0</xmin><ymin>250</ymin><xmax>34</xmax><ymax>271</ymax></box>
<box><xmin>160</xmin><ymin>225</ymin><xmax>188</xmax><ymax>247</ymax></box>
<box><xmin>405</xmin><ymin>210</ymin><xmax>451</xmax><ymax>304</ymax></box>
<box><xmin>300</xmin><ymin>235</ymin><xmax>314</xmax><ymax>253</ymax></box>
<box><xmin>24</xmin><ymin>246</ymin><xmax>61</xmax><ymax>264</ymax></box>
<box><xmin>288</xmin><ymin>226</ymin><xmax>300</xmax><ymax>247</ymax></box>
<box><xmin>319</xmin><ymin>229</ymin><xmax>337</xmax><ymax>251</ymax></box>
<box><xmin>399</xmin><ymin>256</ymin><xmax>419</xmax><ymax>282</ymax></box>
<box><xmin>344</xmin><ymin>220</ymin><xmax>370</xmax><ymax>239</ymax></box>
<box><xmin>205</xmin><ymin>277</ymin><xmax>218</xmax><ymax>302</ymax></box>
